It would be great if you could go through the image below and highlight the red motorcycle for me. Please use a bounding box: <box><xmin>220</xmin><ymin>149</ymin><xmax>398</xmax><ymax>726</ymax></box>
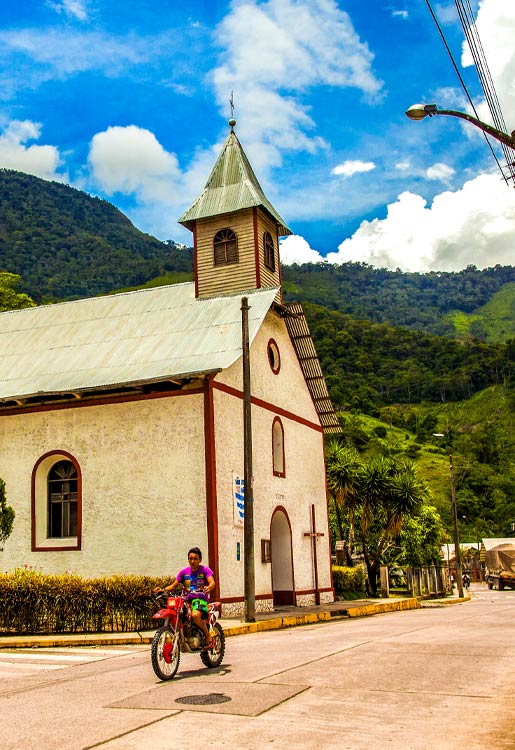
<box><xmin>151</xmin><ymin>590</ymin><xmax>225</xmax><ymax>680</ymax></box>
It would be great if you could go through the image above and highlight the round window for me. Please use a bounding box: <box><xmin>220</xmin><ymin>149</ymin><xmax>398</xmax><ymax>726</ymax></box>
<box><xmin>267</xmin><ymin>339</ymin><xmax>280</xmax><ymax>374</ymax></box>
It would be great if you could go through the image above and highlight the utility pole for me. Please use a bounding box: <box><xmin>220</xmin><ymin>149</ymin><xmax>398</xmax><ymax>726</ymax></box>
<box><xmin>449</xmin><ymin>455</ymin><xmax>464</xmax><ymax>598</ymax></box>
<box><xmin>241</xmin><ymin>297</ymin><xmax>255</xmax><ymax>622</ymax></box>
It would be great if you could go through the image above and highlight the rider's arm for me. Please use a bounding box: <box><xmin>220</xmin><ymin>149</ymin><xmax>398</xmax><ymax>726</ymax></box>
<box><xmin>203</xmin><ymin>575</ymin><xmax>215</xmax><ymax>595</ymax></box>
<box><xmin>163</xmin><ymin>577</ymin><xmax>179</xmax><ymax>592</ymax></box>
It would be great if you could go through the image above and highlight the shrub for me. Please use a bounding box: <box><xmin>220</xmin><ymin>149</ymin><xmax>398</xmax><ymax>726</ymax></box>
<box><xmin>332</xmin><ymin>565</ymin><xmax>366</xmax><ymax>598</ymax></box>
<box><xmin>0</xmin><ymin>569</ymin><xmax>170</xmax><ymax>635</ymax></box>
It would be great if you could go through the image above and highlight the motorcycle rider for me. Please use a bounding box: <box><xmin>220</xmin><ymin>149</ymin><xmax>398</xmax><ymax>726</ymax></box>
<box><xmin>158</xmin><ymin>547</ymin><xmax>215</xmax><ymax>649</ymax></box>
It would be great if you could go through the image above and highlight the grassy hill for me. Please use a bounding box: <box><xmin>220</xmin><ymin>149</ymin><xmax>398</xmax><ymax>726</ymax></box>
<box><xmin>444</xmin><ymin>282</ymin><xmax>515</xmax><ymax>343</ymax></box>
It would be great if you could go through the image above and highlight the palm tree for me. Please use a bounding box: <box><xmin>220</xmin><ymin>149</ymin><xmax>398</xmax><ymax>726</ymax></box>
<box><xmin>325</xmin><ymin>442</ymin><xmax>363</xmax><ymax>566</ymax></box>
<box><xmin>359</xmin><ymin>457</ymin><xmax>429</xmax><ymax>595</ymax></box>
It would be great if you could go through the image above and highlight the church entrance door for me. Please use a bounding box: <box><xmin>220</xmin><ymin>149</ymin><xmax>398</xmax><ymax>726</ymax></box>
<box><xmin>271</xmin><ymin>507</ymin><xmax>295</xmax><ymax>605</ymax></box>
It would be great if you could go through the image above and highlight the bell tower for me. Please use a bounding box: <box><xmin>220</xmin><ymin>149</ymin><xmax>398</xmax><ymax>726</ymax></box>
<box><xmin>178</xmin><ymin>120</ymin><xmax>291</xmax><ymax>302</ymax></box>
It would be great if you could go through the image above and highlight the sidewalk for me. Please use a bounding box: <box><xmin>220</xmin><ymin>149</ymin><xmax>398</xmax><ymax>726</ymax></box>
<box><xmin>0</xmin><ymin>593</ymin><xmax>468</xmax><ymax>649</ymax></box>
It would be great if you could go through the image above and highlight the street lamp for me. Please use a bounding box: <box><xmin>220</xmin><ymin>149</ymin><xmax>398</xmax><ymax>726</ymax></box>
<box><xmin>405</xmin><ymin>104</ymin><xmax>515</xmax><ymax>150</ymax></box>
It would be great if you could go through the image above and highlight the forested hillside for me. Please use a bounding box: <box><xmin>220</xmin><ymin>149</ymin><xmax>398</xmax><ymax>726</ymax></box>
<box><xmin>282</xmin><ymin>262</ymin><xmax>515</xmax><ymax>338</ymax></box>
<box><xmin>304</xmin><ymin>302</ymin><xmax>515</xmax><ymax>413</ymax></box>
<box><xmin>0</xmin><ymin>170</ymin><xmax>192</xmax><ymax>302</ymax></box>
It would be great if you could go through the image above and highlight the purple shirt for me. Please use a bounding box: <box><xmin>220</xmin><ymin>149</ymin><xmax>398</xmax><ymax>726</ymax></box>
<box><xmin>176</xmin><ymin>565</ymin><xmax>214</xmax><ymax>597</ymax></box>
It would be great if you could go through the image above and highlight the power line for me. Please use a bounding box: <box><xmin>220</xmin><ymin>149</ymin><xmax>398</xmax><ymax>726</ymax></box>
<box><xmin>454</xmin><ymin>0</ymin><xmax>515</xmax><ymax>182</ymax></box>
<box><xmin>424</xmin><ymin>0</ymin><xmax>509</xmax><ymax>183</ymax></box>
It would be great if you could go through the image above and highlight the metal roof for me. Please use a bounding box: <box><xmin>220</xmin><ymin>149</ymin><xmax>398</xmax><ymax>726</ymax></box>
<box><xmin>283</xmin><ymin>302</ymin><xmax>342</xmax><ymax>434</ymax></box>
<box><xmin>178</xmin><ymin>128</ymin><xmax>292</xmax><ymax>237</ymax></box>
<box><xmin>0</xmin><ymin>283</ymin><xmax>279</xmax><ymax>402</ymax></box>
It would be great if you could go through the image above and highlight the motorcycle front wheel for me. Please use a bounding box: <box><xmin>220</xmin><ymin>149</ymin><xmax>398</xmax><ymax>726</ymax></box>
<box><xmin>200</xmin><ymin>622</ymin><xmax>225</xmax><ymax>668</ymax></box>
<box><xmin>151</xmin><ymin>625</ymin><xmax>180</xmax><ymax>680</ymax></box>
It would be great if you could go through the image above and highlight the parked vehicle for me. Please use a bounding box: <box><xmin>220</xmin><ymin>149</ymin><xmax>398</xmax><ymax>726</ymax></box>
<box><xmin>486</xmin><ymin>542</ymin><xmax>515</xmax><ymax>591</ymax></box>
<box><xmin>151</xmin><ymin>590</ymin><xmax>225</xmax><ymax>680</ymax></box>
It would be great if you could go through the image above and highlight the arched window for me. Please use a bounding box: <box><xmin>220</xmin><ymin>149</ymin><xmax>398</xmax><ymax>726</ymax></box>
<box><xmin>214</xmin><ymin>228</ymin><xmax>238</xmax><ymax>266</ymax></box>
<box><xmin>272</xmin><ymin>417</ymin><xmax>285</xmax><ymax>477</ymax></box>
<box><xmin>263</xmin><ymin>231</ymin><xmax>275</xmax><ymax>271</ymax></box>
<box><xmin>48</xmin><ymin>460</ymin><xmax>78</xmax><ymax>538</ymax></box>
<box><xmin>32</xmin><ymin>451</ymin><xmax>82</xmax><ymax>551</ymax></box>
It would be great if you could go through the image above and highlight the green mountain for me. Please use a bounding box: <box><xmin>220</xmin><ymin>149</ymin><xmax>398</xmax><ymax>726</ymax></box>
<box><xmin>282</xmin><ymin>262</ymin><xmax>515</xmax><ymax>340</ymax></box>
<box><xmin>0</xmin><ymin>169</ymin><xmax>193</xmax><ymax>302</ymax></box>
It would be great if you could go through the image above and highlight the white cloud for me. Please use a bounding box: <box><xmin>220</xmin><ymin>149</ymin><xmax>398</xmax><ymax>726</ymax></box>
<box><xmin>391</xmin><ymin>10</ymin><xmax>409</xmax><ymax>20</ymax></box>
<box><xmin>332</xmin><ymin>160</ymin><xmax>376</xmax><ymax>178</ymax></box>
<box><xmin>46</xmin><ymin>0</ymin><xmax>89</xmax><ymax>21</ymax></box>
<box><xmin>212</xmin><ymin>0</ymin><xmax>383</xmax><ymax>172</ymax></box>
<box><xmin>319</xmin><ymin>173</ymin><xmax>515</xmax><ymax>272</ymax></box>
<box><xmin>395</xmin><ymin>161</ymin><xmax>410</xmax><ymax>171</ymax></box>
<box><xmin>426</xmin><ymin>162</ymin><xmax>456</xmax><ymax>182</ymax></box>
<box><xmin>88</xmin><ymin>125</ymin><xmax>181</xmax><ymax>204</ymax></box>
<box><xmin>0</xmin><ymin>120</ymin><xmax>65</xmax><ymax>181</ymax></box>
<box><xmin>279</xmin><ymin>235</ymin><xmax>324</xmax><ymax>264</ymax></box>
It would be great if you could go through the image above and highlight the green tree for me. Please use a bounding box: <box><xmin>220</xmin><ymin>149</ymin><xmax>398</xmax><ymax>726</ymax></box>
<box><xmin>0</xmin><ymin>272</ymin><xmax>36</xmax><ymax>312</ymax></box>
<box><xmin>326</xmin><ymin>442</ymin><xmax>363</xmax><ymax>563</ymax></box>
<box><xmin>0</xmin><ymin>477</ymin><xmax>15</xmax><ymax>550</ymax></box>
<box><xmin>394</xmin><ymin>505</ymin><xmax>445</xmax><ymax>567</ymax></box>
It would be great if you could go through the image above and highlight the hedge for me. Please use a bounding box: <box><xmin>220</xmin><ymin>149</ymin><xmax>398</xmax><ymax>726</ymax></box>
<box><xmin>0</xmin><ymin>569</ymin><xmax>170</xmax><ymax>635</ymax></box>
<box><xmin>332</xmin><ymin>565</ymin><xmax>366</xmax><ymax>598</ymax></box>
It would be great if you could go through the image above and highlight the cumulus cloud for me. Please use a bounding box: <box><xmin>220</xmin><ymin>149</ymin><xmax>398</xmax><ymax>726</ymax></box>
<box><xmin>332</xmin><ymin>160</ymin><xmax>376</xmax><ymax>178</ymax></box>
<box><xmin>279</xmin><ymin>235</ymin><xmax>325</xmax><ymax>264</ymax></box>
<box><xmin>319</xmin><ymin>173</ymin><xmax>515</xmax><ymax>272</ymax></box>
<box><xmin>0</xmin><ymin>120</ymin><xmax>65</xmax><ymax>180</ymax></box>
<box><xmin>88</xmin><ymin>125</ymin><xmax>181</xmax><ymax>203</ymax></box>
<box><xmin>391</xmin><ymin>10</ymin><xmax>409</xmax><ymax>20</ymax></box>
<box><xmin>212</xmin><ymin>0</ymin><xmax>382</xmax><ymax>172</ymax></box>
<box><xmin>426</xmin><ymin>162</ymin><xmax>456</xmax><ymax>182</ymax></box>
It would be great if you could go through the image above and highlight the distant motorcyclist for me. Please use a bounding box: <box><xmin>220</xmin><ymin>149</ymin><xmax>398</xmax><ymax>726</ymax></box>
<box><xmin>462</xmin><ymin>573</ymin><xmax>471</xmax><ymax>590</ymax></box>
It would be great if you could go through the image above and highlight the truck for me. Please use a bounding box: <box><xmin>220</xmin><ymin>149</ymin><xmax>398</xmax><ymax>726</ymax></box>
<box><xmin>485</xmin><ymin>541</ymin><xmax>515</xmax><ymax>590</ymax></box>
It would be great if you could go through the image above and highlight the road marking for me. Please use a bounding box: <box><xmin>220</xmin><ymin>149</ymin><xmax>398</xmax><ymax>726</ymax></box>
<box><xmin>0</xmin><ymin>647</ymin><xmax>138</xmax><ymax>677</ymax></box>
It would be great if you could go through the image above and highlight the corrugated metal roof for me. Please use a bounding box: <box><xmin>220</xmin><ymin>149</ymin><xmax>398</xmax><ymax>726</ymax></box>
<box><xmin>179</xmin><ymin>129</ymin><xmax>292</xmax><ymax>237</ymax></box>
<box><xmin>283</xmin><ymin>302</ymin><xmax>342</xmax><ymax>435</ymax></box>
<box><xmin>0</xmin><ymin>283</ymin><xmax>279</xmax><ymax>402</ymax></box>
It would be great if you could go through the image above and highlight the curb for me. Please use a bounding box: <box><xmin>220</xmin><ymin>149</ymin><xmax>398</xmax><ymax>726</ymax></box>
<box><xmin>0</xmin><ymin>596</ymin><xmax>429</xmax><ymax>649</ymax></box>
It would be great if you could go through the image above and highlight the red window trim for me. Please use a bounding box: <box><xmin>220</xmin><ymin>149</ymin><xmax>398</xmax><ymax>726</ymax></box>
<box><xmin>272</xmin><ymin>416</ymin><xmax>286</xmax><ymax>478</ymax></box>
<box><xmin>31</xmin><ymin>450</ymin><xmax>82</xmax><ymax>552</ymax></box>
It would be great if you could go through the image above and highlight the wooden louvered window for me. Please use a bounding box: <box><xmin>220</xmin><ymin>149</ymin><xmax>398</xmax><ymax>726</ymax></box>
<box><xmin>214</xmin><ymin>228</ymin><xmax>238</xmax><ymax>266</ymax></box>
<box><xmin>48</xmin><ymin>460</ymin><xmax>78</xmax><ymax>538</ymax></box>
<box><xmin>263</xmin><ymin>232</ymin><xmax>275</xmax><ymax>271</ymax></box>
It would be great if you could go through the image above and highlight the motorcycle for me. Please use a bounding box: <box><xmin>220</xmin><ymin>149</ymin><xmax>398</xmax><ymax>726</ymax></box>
<box><xmin>151</xmin><ymin>589</ymin><xmax>225</xmax><ymax>680</ymax></box>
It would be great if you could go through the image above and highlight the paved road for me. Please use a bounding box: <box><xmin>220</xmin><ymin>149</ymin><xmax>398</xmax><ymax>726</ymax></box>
<box><xmin>0</xmin><ymin>584</ymin><xmax>514</xmax><ymax>750</ymax></box>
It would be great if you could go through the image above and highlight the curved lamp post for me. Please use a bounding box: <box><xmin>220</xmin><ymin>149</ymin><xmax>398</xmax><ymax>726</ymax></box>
<box><xmin>405</xmin><ymin>103</ymin><xmax>515</xmax><ymax>149</ymax></box>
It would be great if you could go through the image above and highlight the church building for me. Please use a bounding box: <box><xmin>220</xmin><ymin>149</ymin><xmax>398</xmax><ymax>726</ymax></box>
<box><xmin>0</xmin><ymin>120</ymin><xmax>340</xmax><ymax>614</ymax></box>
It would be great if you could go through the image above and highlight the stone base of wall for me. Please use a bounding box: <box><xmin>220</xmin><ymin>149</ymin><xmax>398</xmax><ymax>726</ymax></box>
<box><xmin>221</xmin><ymin>591</ymin><xmax>334</xmax><ymax>618</ymax></box>
<box><xmin>221</xmin><ymin>598</ymin><xmax>275</xmax><ymax>618</ymax></box>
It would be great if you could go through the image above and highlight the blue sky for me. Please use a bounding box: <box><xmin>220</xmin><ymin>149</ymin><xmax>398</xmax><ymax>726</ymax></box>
<box><xmin>1</xmin><ymin>0</ymin><xmax>514</xmax><ymax>272</ymax></box>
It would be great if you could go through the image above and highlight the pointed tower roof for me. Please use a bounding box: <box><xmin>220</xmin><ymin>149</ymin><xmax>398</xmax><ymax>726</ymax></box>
<box><xmin>179</xmin><ymin>123</ymin><xmax>292</xmax><ymax>237</ymax></box>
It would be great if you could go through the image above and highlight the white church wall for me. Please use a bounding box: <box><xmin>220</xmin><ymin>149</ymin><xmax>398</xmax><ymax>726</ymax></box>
<box><xmin>213</xmin><ymin>311</ymin><xmax>332</xmax><ymax>611</ymax></box>
<box><xmin>0</xmin><ymin>394</ymin><xmax>207</xmax><ymax>579</ymax></box>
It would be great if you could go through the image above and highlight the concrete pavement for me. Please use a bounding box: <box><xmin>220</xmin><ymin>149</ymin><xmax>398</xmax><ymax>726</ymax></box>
<box><xmin>0</xmin><ymin>592</ymin><xmax>469</xmax><ymax>650</ymax></box>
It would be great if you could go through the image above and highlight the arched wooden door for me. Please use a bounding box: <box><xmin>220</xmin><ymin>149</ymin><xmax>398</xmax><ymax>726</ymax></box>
<box><xmin>271</xmin><ymin>507</ymin><xmax>295</xmax><ymax>605</ymax></box>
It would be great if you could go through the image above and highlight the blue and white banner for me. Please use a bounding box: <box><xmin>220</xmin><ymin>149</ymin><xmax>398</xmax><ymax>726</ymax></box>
<box><xmin>233</xmin><ymin>473</ymin><xmax>245</xmax><ymax>527</ymax></box>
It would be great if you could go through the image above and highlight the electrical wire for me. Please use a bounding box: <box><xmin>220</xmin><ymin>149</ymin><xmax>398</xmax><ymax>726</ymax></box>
<box><xmin>455</xmin><ymin>0</ymin><xmax>515</xmax><ymax>182</ymax></box>
<box><xmin>424</xmin><ymin>0</ymin><xmax>510</xmax><ymax>184</ymax></box>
